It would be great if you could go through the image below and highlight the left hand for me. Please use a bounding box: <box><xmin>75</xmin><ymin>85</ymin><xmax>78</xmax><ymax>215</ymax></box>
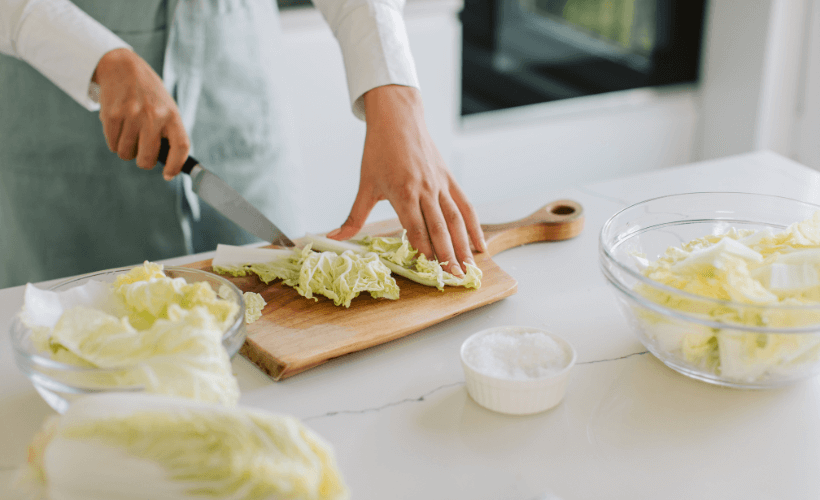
<box><xmin>326</xmin><ymin>85</ymin><xmax>486</xmax><ymax>276</ymax></box>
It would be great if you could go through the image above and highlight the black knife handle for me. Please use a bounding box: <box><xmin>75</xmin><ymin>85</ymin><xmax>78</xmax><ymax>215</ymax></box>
<box><xmin>158</xmin><ymin>138</ymin><xmax>199</xmax><ymax>175</ymax></box>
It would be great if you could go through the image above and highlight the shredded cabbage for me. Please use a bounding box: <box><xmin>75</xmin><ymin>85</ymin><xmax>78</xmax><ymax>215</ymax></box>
<box><xmin>16</xmin><ymin>394</ymin><xmax>349</xmax><ymax>500</ymax></box>
<box><xmin>213</xmin><ymin>244</ymin><xmax>399</xmax><ymax>308</ymax></box>
<box><xmin>633</xmin><ymin>212</ymin><xmax>820</xmax><ymax>382</ymax></box>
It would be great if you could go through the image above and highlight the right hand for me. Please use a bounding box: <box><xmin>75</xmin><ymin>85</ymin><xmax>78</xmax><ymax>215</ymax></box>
<box><xmin>327</xmin><ymin>85</ymin><xmax>486</xmax><ymax>276</ymax></box>
<box><xmin>92</xmin><ymin>48</ymin><xmax>189</xmax><ymax>180</ymax></box>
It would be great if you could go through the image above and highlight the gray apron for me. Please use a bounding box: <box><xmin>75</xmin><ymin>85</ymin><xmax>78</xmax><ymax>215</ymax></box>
<box><xmin>0</xmin><ymin>0</ymin><xmax>302</xmax><ymax>288</ymax></box>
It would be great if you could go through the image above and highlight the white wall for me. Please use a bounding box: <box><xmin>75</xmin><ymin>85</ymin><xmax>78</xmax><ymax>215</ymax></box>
<box><xmin>795</xmin><ymin>1</ymin><xmax>820</xmax><ymax>171</ymax></box>
<box><xmin>695</xmin><ymin>0</ymin><xmax>809</xmax><ymax>161</ymax></box>
<box><xmin>452</xmin><ymin>86</ymin><xmax>700</xmax><ymax>207</ymax></box>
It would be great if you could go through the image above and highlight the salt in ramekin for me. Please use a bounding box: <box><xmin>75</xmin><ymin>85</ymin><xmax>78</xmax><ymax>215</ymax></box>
<box><xmin>460</xmin><ymin>326</ymin><xmax>576</xmax><ymax>415</ymax></box>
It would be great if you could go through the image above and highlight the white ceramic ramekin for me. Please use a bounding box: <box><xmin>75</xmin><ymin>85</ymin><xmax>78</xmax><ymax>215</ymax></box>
<box><xmin>460</xmin><ymin>326</ymin><xmax>576</xmax><ymax>415</ymax></box>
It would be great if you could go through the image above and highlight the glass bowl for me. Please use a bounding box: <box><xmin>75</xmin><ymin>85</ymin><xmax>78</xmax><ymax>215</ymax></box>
<box><xmin>10</xmin><ymin>266</ymin><xmax>246</xmax><ymax>413</ymax></box>
<box><xmin>600</xmin><ymin>192</ymin><xmax>820</xmax><ymax>389</ymax></box>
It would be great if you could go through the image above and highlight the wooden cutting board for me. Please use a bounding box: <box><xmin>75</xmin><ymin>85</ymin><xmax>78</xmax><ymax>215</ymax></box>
<box><xmin>184</xmin><ymin>199</ymin><xmax>584</xmax><ymax>380</ymax></box>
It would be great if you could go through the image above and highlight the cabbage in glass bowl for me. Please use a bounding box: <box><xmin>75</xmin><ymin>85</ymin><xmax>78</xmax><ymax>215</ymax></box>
<box><xmin>9</xmin><ymin>264</ymin><xmax>246</xmax><ymax>413</ymax></box>
<box><xmin>599</xmin><ymin>192</ymin><xmax>820</xmax><ymax>388</ymax></box>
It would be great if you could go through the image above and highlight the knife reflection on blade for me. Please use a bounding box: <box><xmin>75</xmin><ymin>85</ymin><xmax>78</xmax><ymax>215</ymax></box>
<box><xmin>157</xmin><ymin>138</ymin><xmax>294</xmax><ymax>248</ymax></box>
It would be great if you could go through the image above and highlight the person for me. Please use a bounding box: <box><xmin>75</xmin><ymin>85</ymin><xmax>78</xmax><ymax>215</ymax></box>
<box><xmin>0</xmin><ymin>0</ymin><xmax>486</xmax><ymax>289</ymax></box>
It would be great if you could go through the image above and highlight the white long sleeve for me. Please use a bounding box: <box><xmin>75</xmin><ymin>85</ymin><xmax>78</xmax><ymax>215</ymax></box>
<box><xmin>0</xmin><ymin>0</ymin><xmax>419</xmax><ymax>118</ymax></box>
<box><xmin>311</xmin><ymin>0</ymin><xmax>420</xmax><ymax>120</ymax></box>
<box><xmin>0</xmin><ymin>0</ymin><xmax>130</xmax><ymax>110</ymax></box>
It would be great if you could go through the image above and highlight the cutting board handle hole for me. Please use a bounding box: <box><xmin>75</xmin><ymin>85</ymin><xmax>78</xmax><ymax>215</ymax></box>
<box><xmin>480</xmin><ymin>199</ymin><xmax>584</xmax><ymax>256</ymax></box>
<box><xmin>551</xmin><ymin>205</ymin><xmax>576</xmax><ymax>216</ymax></box>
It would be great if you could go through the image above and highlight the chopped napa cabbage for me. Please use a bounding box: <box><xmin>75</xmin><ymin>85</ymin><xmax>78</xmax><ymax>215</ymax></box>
<box><xmin>113</xmin><ymin>262</ymin><xmax>237</xmax><ymax>331</ymax></box>
<box><xmin>243</xmin><ymin>292</ymin><xmax>266</xmax><ymax>323</ymax></box>
<box><xmin>15</xmin><ymin>394</ymin><xmax>349</xmax><ymax>500</ymax></box>
<box><xmin>670</xmin><ymin>237</ymin><xmax>763</xmax><ymax>273</ymax></box>
<box><xmin>213</xmin><ymin>244</ymin><xmax>399</xmax><ymax>308</ymax></box>
<box><xmin>786</xmin><ymin>211</ymin><xmax>820</xmax><ymax>245</ymax></box>
<box><xmin>359</xmin><ymin>232</ymin><xmax>417</xmax><ymax>267</ymax></box>
<box><xmin>113</xmin><ymin>261</ymin><xmax>166</xmax><ymax>285</ymax></box>
<box><xmin>20</xmin><ymin>262</ymin><xmax>240</xmax><ymax>405</ymax></box>
<box><xmin>296</xmin><ymin>249</ymin><xmax>399</xmax><ymax>307</ymax></box>
<box><xmin>401</xmin><ymin>254</ymin><xmax>482</xmax><ymax>290</ymax></box>
<box><xmin>211</xmin><ymin>245</ymin><xmax>295</xmax><ymax>278</ymax></box>
<box><xmin>359</xmin><ymin>231</ymin><xmax>482</xmax><ymax>290</ymax></box>
<box><xmin>716</xmin><ymin>329</ymin><xmax>820</xmax><ymax>381</ymax></box>
<box><xmin>21</xmin><ymin>278</ymin><xmax>119</xmax><ymax>330</ymax></box>
<box><xmin>304</xmin><ymin>231</ymin><xmax>483</xmax><ymax>291</ymax></box>
<box><xmin>753</xmin><ymin>262</ymin><xmax>820</xmax><ymax>293</ymax></box>
<box><xmin>217</xmin><ymin>284</ymin><xmax>266</xmax><ymax>324</ymax></box>
<box><xmin>632</xmin><ymin>212</ymin><xmax>820</xmax><ymax>382</ymax></box>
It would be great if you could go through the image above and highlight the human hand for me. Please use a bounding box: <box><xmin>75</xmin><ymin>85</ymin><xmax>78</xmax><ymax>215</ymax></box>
<box><xmin>92</xmin><ymin>48</ymin><xmax>189</xmax><ymax>180</ymax></box>
<box><xmin>326</xmin><ymin>85</ymin><xmax>486</xmax><ymax>276</ymax></box>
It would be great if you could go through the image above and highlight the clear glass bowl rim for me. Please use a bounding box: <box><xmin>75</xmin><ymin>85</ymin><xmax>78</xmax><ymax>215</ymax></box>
<box><xmin>599</xmin><ymin>191</ymin><xmax>820</xmax><ymax>332</ymax></box>
<box><xmin>10</xmin><ymin>265</ymin><xmax>246</xmax><ymax>375</ymax></box>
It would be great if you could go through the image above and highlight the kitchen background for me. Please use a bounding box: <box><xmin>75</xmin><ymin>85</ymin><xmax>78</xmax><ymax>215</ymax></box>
<box><xmin>275</xmin><ymin>0</ymin><xmax>820</xmax><ymax>234</ymax></box>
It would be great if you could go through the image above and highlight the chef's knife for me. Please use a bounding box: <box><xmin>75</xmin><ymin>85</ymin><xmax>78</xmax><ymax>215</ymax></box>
<box><xmin>157</xmin><ymin>138</ymin><xmax>294</xmax><ymax>247</ymax></box>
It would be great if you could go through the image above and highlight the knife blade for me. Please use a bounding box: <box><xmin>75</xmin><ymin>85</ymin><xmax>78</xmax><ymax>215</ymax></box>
<box><xmin>157</xmin><ymin>138</ymin><xmax>294</xmax><ymax>247</ymax></box>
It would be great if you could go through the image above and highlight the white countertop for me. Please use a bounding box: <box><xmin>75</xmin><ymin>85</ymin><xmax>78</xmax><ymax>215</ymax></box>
<box><xmin>3</xmin><ymin>150</ymin><xmax>820</xmax><ymax>499</ymax></box>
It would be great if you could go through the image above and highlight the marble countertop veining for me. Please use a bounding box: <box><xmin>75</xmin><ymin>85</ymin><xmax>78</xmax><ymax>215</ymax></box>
<box><xmin>2</xmin><ymin>150</ymin><xmax>820</xmax><ymax>499</ymax></box>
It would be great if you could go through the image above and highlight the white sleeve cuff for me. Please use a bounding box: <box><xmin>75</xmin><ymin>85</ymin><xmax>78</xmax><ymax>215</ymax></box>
<box><xmin>331</xmin><ymin>2</ymin><xmax>420</xmax><ymax>121</ymax></box>
<box><xmin>14</xmin><ymin>0</ymin><xmax>131</xmax><ymax>110</ymax></box>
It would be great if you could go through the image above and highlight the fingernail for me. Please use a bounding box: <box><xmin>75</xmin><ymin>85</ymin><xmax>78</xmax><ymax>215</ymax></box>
<box><xmin>163</xmin><ymin>174</ymin><xmax>173</xmax><ymax>181</ymax></box>
<box><xmin>450</xmin><ymin>264</ymin><xmax>465</xmax><ymax>277</ymax></box>
<box><xmin>466</xmin><ymin>258</ymin><xmax>476</xmax><ymax>267</ymax></box>
<box><xmin>480</xmin><ymin>237</ymin><xmax>488</xmax><ymax>253</ymax></box>
<box><xmin>326</xmin><ymin>228</ymin><xmax>342</xmax><ymax>239</ymax></box>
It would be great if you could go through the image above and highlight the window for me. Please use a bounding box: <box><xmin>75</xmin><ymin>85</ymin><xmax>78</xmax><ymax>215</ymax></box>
<box><xmin>461</xmin><ymin>0</ymin><xmax>707</xmax><ymax>115</ymax></box>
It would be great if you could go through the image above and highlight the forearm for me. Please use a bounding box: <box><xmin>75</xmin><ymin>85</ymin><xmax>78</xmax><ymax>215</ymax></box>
<box><xmin>0</xmin><ymin>0</ymin><xmax>130</xmax><ymax>110</ymax></box>
<box><xmin>362</xmin><ymin>84</ymin><xmax>425</xmax><ymax>134</ymax></box>
<box><xmin>311</xmin><ymin>0</ymin><xmax>420</xmax><ymax>120</ymax></box>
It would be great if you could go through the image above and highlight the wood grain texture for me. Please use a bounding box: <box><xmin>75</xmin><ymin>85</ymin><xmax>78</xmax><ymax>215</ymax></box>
<box><xmin>183</xmin><ymin>199</ymin><xmax>584</xmax><ymax>380</ymax></box>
